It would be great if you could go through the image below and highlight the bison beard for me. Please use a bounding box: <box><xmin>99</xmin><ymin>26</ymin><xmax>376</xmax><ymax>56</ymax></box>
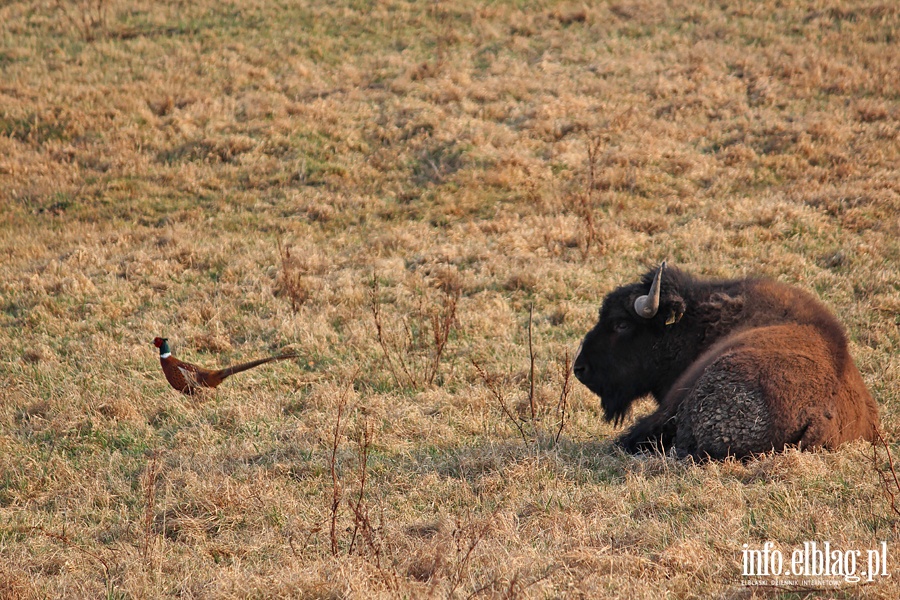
<box><xmin>573</xmin><ymin>263</ymin><xmax>879</xmax><ymax>459</ymax></box>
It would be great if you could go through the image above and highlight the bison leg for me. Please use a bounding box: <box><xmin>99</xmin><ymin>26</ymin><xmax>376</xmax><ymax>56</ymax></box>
<box><xmin>617</xmin><ymin>408</ymin><xmax>677</xmax><ymax>454</ymax></box>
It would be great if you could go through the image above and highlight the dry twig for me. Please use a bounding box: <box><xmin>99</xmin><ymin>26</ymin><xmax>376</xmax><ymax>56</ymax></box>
<box><xmin>371</xmin><ymin>272</ymin><xmax>459</xmax><ymax>390</ymax></box>
<box><xmin>348</xmin><ymin>418</ymin><xmax>381</xmax><ymax>564</ymax></box>
<box><xmin>32</xmin><ymin>526</ymin><xmax>116</xmax><ymax>595</ymax></box>
<box><xmin>371</xmin><ymin>273</ymin><xmax>416</xmax><ymax>389</ymax></box>
<box><xmin>574</xmin><ymin>136</ymin><xmax>602</xmax><ymax>260</ymax></box>
<box><xmin>554</xmin><ymin>349</ymin><xmax>573</xmax><ymax>445</ymax></box>
<box><xmin>446</xmin><ymin>508</ymin><xmax>499</xmax><ymax>599</ymax></box>
<box><xmin>141</xmin><ymin>450</ymin><xmax>162</xmax><ymax>563</ymax></box>
<box><xmin>527</xmin><ymin>303</ymin><xmax>536</xmax><ymax>422</ymax></box>
<box><xmin>428</xmin><ymin>284</ymin><xmax>460</xmax><ymax>387</ymax></box>
<box><xmin>472</xmin><ymin>360</ymin><xmax>528</xmax><ymax>444</ymax></box>
<box><xmin>54</xmin><ymin>0</ymin><xmax>108</xmax><ymax>41</ymax></box>
<box><xmin>276</xmin><ymin>239</ymin><xmax>310</xmax><ymax>312</ymax></box>
<box><xmin>871</xmin><ymin>428</ymin><xmax>900</xmax><ymax>521</ymax></box>
<box><xmin>329</xmin><ymin>378</ymin><xmax>357</xmax><ymax>555</ymax></box>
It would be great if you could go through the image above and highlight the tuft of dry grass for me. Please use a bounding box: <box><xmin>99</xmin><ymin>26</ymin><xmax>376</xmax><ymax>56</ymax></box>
<box><xmin>1</xmin><ymin>0</ymin><xmax>899</xmax><ymax>597</ymax></box>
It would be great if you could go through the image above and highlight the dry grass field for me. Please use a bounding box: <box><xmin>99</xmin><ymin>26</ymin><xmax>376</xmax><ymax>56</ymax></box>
<box><xmin>1</xmin><ymin>0</ymin><xmax>899</xmax><ymax>597</ymax></box>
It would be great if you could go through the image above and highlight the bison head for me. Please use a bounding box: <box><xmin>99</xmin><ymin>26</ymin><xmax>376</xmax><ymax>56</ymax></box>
<box><xmin>573</xmin><ymin>262</ymin><xmax>689</xmax><ymax>425</ymax></box>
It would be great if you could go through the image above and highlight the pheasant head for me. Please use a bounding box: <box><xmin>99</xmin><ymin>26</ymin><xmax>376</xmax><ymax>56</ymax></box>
<box><xmin>153</xmin><ymin>337</ymin><xmax>171</xmax><ymax>358</ymax></box>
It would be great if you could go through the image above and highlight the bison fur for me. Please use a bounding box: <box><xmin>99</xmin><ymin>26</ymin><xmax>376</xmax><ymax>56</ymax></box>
<box><xmin>573</xmin><ymin>263</ymin><xmax>878</xmax><ymax>459</ymax></box>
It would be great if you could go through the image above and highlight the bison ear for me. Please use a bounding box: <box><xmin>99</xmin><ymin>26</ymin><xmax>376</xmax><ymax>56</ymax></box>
<box><xmin>662</xmin><ymin>294</ymin><xmax>686</xmax><ymax>327</ymax></box>
<box><xmin>665</xmin><ymin>308</ymin><xmax>683</xmax><ymax>326</ymax></box>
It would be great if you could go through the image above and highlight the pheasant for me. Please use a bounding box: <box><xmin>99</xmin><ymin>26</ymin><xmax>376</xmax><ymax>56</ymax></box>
<box><xmin>153</xmin><ymin>337</ymin><xmax>296</xmax><ymax>395</ymax></box>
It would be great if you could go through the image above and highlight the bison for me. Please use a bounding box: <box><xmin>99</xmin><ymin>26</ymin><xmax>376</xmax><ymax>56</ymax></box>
<box><xmin>573</xmin><ymin>262</ymin><xmax>879</xmax><ymax>459</ymax></box>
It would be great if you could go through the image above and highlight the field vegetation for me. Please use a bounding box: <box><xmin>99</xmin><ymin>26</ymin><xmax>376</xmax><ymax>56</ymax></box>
<box><xmin>1</xmin><ymin>0</ymin><xmax>899</xmax><ymax>597</ymax></box>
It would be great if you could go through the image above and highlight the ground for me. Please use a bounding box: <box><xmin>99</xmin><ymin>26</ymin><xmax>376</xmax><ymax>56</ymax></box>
<box><xmin>1</xmin><ymin>0</ymin><xmax>899</xmax><ymax>598</ymax></box>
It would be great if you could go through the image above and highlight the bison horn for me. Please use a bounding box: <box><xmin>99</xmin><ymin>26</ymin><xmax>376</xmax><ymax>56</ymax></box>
<box><xmin>634</xmin><ymin>261</ymin><xmax>666</xmax><ymax>319</ymax></box>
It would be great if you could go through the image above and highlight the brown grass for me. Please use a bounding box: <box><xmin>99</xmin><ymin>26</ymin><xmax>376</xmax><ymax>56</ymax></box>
<box><xmin>1</xmin><ymin>0</ymin><xmax>899</xmax><ymax>597</ymax></box>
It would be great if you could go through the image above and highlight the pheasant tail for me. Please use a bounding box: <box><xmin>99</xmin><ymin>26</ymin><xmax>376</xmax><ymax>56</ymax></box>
<box><xmin>216</xmin><ymin>353</ymin><xmax>298</xmax><ymax>380</ymax></box>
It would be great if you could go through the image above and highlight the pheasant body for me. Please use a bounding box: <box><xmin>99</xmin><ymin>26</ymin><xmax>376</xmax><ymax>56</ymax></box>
<box><xmin>153</xmin><ymin>337</ymin><xmax>295</xmax><ymax>395</ymax></box>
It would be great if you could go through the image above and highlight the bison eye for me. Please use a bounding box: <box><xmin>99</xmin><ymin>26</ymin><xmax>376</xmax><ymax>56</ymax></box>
<box><xmin>613</xmin><ymin>320</ymin><xmax>633</xmax><ymax>333</ymax></box>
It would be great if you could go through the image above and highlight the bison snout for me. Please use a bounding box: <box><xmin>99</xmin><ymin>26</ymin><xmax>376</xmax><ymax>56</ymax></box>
<box><xmin>573</xmin><ymin>358</ymin><xmax>591</xmax><ymax>386</ymax></box>
<box><xmin>573</xmin><ymin>362</ymin><xmax>587</xmax><ymax>380</ymax></box>
<box><xmin>572</xmin><ymin>340</ymin><xmax>588</xmax><ymax>381</ymax></box>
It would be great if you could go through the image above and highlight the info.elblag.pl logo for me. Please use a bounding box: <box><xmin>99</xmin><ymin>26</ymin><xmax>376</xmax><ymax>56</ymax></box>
<box><xmin>741</xmin><ymin>541</ymin><xmax>890</xmax><ymax>586</ymax></box>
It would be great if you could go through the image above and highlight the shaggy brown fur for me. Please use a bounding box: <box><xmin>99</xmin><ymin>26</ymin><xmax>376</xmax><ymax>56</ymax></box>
<box><xmin>573</xmin><ymin>265</ymin><xmax>879</xmax><ymax>459</ymax></box>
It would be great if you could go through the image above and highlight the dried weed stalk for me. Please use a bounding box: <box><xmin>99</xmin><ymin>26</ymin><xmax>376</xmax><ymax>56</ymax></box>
<box><xmin>573</xmin><ymin>136</ymin><xmax>603</xmax><ymax>260</ymax></box>
<box><xmin>430</xmin><ymin>1</ymin><xmax>455</xmax><ymax>75</ymax></box>
<box><xmin>527</xmin><ymin>303</ymin><xmax>536</xmax><ymax>422</ymax></box>
<box><xmin>326</xmin><ymin>372</ymin><xmax>382</xmax><ymax>561</ymax></box>
<box><xmin>467</xmin><ymin>564</ymin><xmax>561</xmax><ymax>600</ymax></box>
<box><xmin>445</xmin><ymin>509</ymin><xmax>498</xmax><ymax>599</ymax></box>
<box><xmin>347</xmin><ymin>417</ymin><xmax>382</xmax><ymax>565</ymax></box>
<box><xmin>328</xmin><ymin>381</ymin><xmax>351</xmax><ymax>556</ymax></box>
<box><xmin>276</xmin><ymin>239</ymin><xmax>311</xmax><ymax>312</ymax></box>
<box><xmin>31</xmin><ymin>526</ymin><xmax>116</xmax><ymax>596</ymax></box>
<box><xmin>871</xmin><ymin>428</ymin><xmax>900</xmax><ymax>522</ymax></box>
<box><xmin>473</xmin><ymin>311</ymin><xmax>574</xmax><ymax>447</ymax></box>
<box><xmin>370</xmin><ymin>272</ymin><xmax>460</xmax><ymax>390</ymax></box>
<box><xmin>54</xmin><ymin>0</ymin><xmax>109</xmax><ymax>41</ymax></box>
<box><xmin>554</xmin><ymin>349</ymin><xmax>573</xmax><ymax>446</ymax></box>
<box><xmin>429</xmin><ymin>283</ymin><xmax>460</xmax><ymax>387</ymax></box>
<box><xmin>141</xmin><ymin>450</ymin><xmax>162</xmax><ymax>564</ymax></box>
<box><xmin>572</xmin><ymin>110</ymin><xmax>636</xmax><ymax>259</ymax></box>
<box><xmin>472</xmin><ymin>359</ymin><xmax>528</xmax><ymax>444</ymax></box>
